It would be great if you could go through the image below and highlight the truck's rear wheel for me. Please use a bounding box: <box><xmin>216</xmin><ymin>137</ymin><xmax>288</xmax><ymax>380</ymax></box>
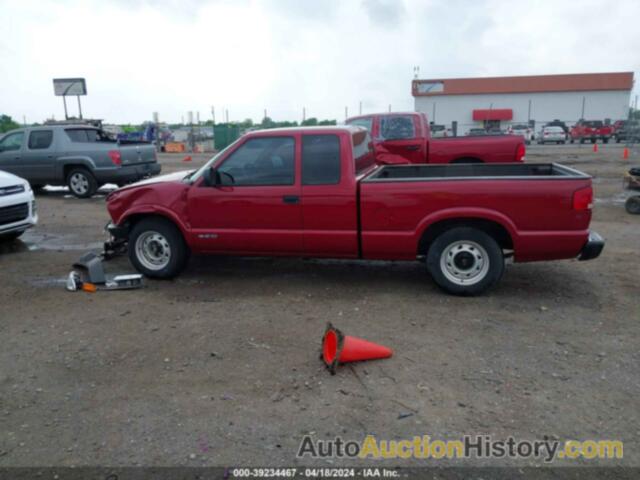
<box><xmin>128</xmin><ymin>218</ymin><xmax>188</xmax><ymax>278</ymax></box>
<box><xmin>426</xmin><ymin>227</ymin><xmax>504</xmax><ymax>295</ymax></box>
<box><xmin>67</xmin><ymin>168</ymin><xmax>97</xmax><ymax>198</ymax></box>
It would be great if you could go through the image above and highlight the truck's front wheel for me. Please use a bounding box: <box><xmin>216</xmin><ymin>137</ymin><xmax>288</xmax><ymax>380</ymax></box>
<box><xmin>128</xmin><ymin>218</ymin><xmax>189</xmax><ymax>278</ymax></box>
<box><xmin>426</xmin><ymin>227</ymin><xmax>504</xmax><ymax>295</ymax></box>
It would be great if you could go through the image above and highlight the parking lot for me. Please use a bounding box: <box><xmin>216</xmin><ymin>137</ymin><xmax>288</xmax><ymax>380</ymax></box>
<box><xmin>1</xmin><ymin>144</ymin><xmax>639</xmax><ymax>467</ymax></box>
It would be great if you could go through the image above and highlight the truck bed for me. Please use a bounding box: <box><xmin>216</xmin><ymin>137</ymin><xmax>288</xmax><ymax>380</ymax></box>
<box><xmin>359</xmin><ymin>162</ymin><xmax>593</xmax><ymax>263</ymax></box>
<box><xmin>364</xmin><ymin>163</ymin><xmax>589</xmax><ymax>181</ymax></box>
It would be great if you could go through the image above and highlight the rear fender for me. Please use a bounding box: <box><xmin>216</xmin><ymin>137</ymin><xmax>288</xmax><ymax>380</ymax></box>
<box><xmin>57</xmin><ymin>156</ymin><xmax>97</xmax><ymax>179</ymax></box>
<box><xmin>415</xmin><ymin>207</ymin><xmax>519</xmax><ymax>249</ymax></box>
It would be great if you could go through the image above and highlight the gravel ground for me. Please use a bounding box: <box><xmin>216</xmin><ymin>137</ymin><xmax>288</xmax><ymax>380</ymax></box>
<box><xmin>0</xmin><ymin>144</ymin><xmax>639</xmax><ymax>469</ymax></box>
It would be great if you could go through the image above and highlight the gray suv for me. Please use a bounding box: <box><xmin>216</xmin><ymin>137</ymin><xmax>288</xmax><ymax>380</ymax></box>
<box><xmin>0</xmin><ymin>125</ymin><xmax>161</xmax><ymax>198</ymax></box>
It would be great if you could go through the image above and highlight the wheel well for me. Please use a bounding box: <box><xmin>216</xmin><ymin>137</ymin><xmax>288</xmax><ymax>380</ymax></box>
<box><xmin>124</xmin><ymin>213</ymin><xmax>187</xmax><ymax>242</ymax></box>
<box><xmin>418</xmin><ymin>218</ymin><xmax>513</xmax><ymax>255</ymax></box>
<box><xmin>451</xmin><ymin>157</ymin><xmax>483</xmax><ymax>164</ymax></box>
<box><xmin>63</xmin><ymin>164</ymin><xmax>90</xmax><ymax>179</ymax></box>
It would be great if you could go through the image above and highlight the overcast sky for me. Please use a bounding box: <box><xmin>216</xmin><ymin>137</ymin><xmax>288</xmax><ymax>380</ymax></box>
<box><xmin>1</xmin><ymin>0</ymin><xmax>639</xmax><ymax>124</ymax></box>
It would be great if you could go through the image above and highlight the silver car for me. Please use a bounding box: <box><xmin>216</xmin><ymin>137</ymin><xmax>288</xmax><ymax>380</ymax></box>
<box><xmin>537</xmin><ymin>126</ymin><xmax>566</xmax><ymax>144</ymax></box>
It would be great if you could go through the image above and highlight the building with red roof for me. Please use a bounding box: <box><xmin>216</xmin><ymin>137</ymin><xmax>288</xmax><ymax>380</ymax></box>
<box><xmin>412</xmin><ymin>72</ymin><xmax>634</xmax><ymax>131</ymax></box>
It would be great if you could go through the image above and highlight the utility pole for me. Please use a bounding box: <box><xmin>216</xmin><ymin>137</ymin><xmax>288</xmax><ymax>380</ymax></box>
<box><xmin>211</xmin><ymin>106</ymin><xmax>215</xmax><ymax>124</ymax></box>
<box><xmin>359</xmin><ymin>101</ymin><xmax>362</xmax><ymax>115</ymax></box>
<box><xmin>264</xmin><ymin>108</ymin><xmax>267</xmax><ymax>120</ymax></box>
<box><xmin>345</xmin><ymin>106</ymin><xmax>348</xmax><ymax>120</ymax></box>
<box><xmin>77</xmin><ymin>95</ymin><xmax>83</xmax><ymax>119</ymax></box>
<box><xmin>22</xmin><ymin>115</ymin><xmax>26</xmax><ymax>127</ymax></box>
<box><xmin>581</xmin><ymin>96</ymin><xmax>586</xmax><ymax>119</ymax></box>
<box><xmin>388</xmin><ymin>104</ymin><xmax>391</xmax><ymax>113</ymax></box>
<box><xmin>225</xmin><ymin>109</ymin><xmax>229</xmax><ymax>123</ymax></box>
<box><xmin>152</xmin><ymin>112</ymin><xmax>160</xmax><ymax>152</ymax></box>
<box><xmin>527</xmin><ymin>99</ymin><xmax>532</xmax><ymax>122</ymax></box>
<box><xmin>188</xmin><ymin>111</ymin><xmax>194</xmax><ymax>153</ymax></box>
<box><xmin>302</xmin><ymin>107</ymin><xmax>306</xmax><ymax>122</ymax></box>
<box><xmin>432</xmin><ymin>103</ymin><xmax>436</xmax><ymax>123</ymax></box>
<box><xmin>63</xmin><ymin>96</ymin><xmax>69</xmax><ymax>120</ymax></box>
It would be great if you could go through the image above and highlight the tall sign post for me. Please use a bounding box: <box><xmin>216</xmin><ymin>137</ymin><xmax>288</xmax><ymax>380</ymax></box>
<box><xmin>53</xmin><ymin>78</ymin><xmax>87</xmax><ymax>120</ymax></box>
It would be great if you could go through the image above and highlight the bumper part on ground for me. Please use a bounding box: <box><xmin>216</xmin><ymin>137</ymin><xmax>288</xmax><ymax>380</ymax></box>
<box><xmin>578</xmin><ymin>231</ymin><xmax>604</xmax><ymax>261</ymax></box>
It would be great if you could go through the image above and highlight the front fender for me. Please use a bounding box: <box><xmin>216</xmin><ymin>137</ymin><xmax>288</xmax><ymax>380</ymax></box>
<box><xmin>115</xmin><ymin>204</ymin><xmax>190</xmax><ymax>238</ymax></box>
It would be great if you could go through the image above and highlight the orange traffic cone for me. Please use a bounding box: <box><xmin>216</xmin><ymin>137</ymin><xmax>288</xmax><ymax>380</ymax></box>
<box><xmin>183</xmin><ymin>155</ymin><xmax>192</xmax><ymax>162</ymax></box>
<box><xmin>623</xmin><ymin>148</ymin><xmax>629</xmax><ymax>160</ymax></box>
<box><xmin>593</xmin><ymin>143</ymin><xmax>598</xmax><ymax>153</ymax></box>
<box><xmin>322</xmin><ymin>323</ymin><xmax>392</xmax><ymax>374</ymax></box>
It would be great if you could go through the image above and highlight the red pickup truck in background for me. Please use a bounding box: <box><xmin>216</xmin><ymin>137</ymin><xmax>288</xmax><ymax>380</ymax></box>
<box><xmin>346</xmin><ymin>112</ymin><xmax>526</xmax><ymax>164</ymax></box>
<box><xmin>105</xmin><ymin>126</ymin><xmax>603</xmax><ymax>295</ymax></box>
<box><xmin>570</xmin><ymin>120</ymin><xmax>614</xmax><ymax>144</ymax></box>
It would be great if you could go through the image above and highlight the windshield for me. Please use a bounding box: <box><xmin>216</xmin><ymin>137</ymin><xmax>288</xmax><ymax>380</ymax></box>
<box><xmin>187</xmin><ymin>138</ymin><xmax>243</xmax><ymax>181</ymax></box>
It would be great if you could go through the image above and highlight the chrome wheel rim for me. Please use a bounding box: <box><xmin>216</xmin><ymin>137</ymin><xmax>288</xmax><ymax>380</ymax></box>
<box><xmin>440</xmin><ymin>240</ymin><xmax>490</xmax><ymax>286</ymax></box>
<box><xmin>70</xmin><ymin>173</ymin><xmax>89</xmax><ymax>195</ymax></box>
<box><xmin>135</xmin><ymin>231</ymin><xmax>171</xmax><ymax>271</ymax></box>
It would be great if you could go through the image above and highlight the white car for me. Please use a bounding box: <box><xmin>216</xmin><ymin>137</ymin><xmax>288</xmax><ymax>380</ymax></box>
<box><xmin>0</xmin><ymin>170</ymin><xmax>37</xmax><ymax>241</ymax></box>
<box><xmin>507</xmin><ymin>124</ymin><xmax>534</xmax><ymax>144</ymax></box>
<box><xmin>537</xmin><ymin>126</ymin><xmax>567</xmax><ymax>144</ymax></box>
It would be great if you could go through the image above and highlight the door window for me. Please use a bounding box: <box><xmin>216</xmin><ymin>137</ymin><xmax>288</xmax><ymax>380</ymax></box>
<box><xmin>0</xmin><ymin>132</ymin><xmax>24</xmax><ymax>152</ymax></box>
<box><xmin>218</xmin><ymin>136</ymin><xmax>295</xmax><ymax>186</ymax></box>
<box><xmin>302</xmin><ymin>135</ymin><xmax>341</xmax><ymax>185</ymax></box>
<box><xmin>379</xmin><ymin>115</ymin><xmax>416</xmax><ymax>140</ymax></box>
<box><xmin>28</xmin><ymin>130</ymin><xmax>53</xmax><ymax>149</ymax></box>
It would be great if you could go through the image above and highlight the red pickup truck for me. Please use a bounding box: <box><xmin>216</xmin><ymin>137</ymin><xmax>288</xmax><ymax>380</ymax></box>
<box><xmin>105</xmin><ymin>126</ymin><xmax>603</xmax><ymax>295</ymax></box>
<box><xmin>345</xmin><ymin>112</ymin><xmax>526</xmax><ymax>164</ymax></box>
<box><xmin>570</xmin><ymin>120</ymin><xmax>614</xmax><ymax>144</ymax></box>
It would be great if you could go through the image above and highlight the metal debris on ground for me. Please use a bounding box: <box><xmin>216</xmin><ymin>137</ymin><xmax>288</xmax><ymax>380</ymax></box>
<box><xmin>66</xmin><ymin>251</ymin><xmax>143</xmax><ymax>292</ymax></box>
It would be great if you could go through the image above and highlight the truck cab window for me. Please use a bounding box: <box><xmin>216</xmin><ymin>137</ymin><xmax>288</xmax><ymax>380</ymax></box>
<box><xmin>380</xmin><ymin>115</ymin><xmax>416</xmax><ymax>140</ymax></box>
<box><xmin>65</xmin><ymin>128</ymin><xmax>114</xmax><ymax>143</ymax></box>
<box><xmin>0</xmin><ymin>132</ymin><xmax>24</xmax><ymax>151</ymax></box>
<box><xmin>218</xmin><ymin>137</ymin><xmax>294</xmax><ymax>186</ymax></box>
<box><xmin>347</xmin><ymin>117</ymin><xmax>373</xmax><ymax>132</ymax></box>
<box><xmin>28</xmin><ymin>130</ymin><xmax>53</xmax><ymax>149</ymax></box>
<box><xmin>302</xmin><ymin>135</ymin><xmax>341</xmax><ymax>185</ymax></box>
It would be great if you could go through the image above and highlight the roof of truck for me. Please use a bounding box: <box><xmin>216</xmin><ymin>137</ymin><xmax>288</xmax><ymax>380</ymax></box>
<box><xmin>245</xmin><ymin>125</ymin><xmax>365</xmax><ymax>135</ymax></box>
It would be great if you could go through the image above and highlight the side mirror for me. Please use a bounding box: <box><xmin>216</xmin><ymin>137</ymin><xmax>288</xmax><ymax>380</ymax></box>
<box><xmin>203</xmin><ymin>167</ymin><xmax>220</xmax><ymax>187</ymax></box>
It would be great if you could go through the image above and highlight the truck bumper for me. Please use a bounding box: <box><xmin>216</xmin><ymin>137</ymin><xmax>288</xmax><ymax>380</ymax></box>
<box><xmin>578</xmin><ymin>231</ymin><xmax>604</xmax><ymax>261</ymax></box>
<box><xmin>106</xmin><ymin>221</ymin><xmax>129</xmax><ymax>240</ymax></box>
<box><xmin>94</xmin><ymin>163</ymin><xmax>162</xmax><ymax>185</ymax></box>
<box><xmin>103</xmin><ymin>221</ymin><xmax>130</xmax><ymax>259</ymax></box>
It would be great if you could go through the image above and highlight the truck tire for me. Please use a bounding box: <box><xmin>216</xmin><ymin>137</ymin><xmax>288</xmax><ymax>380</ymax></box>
<box><xmin>625</xmin><ymin>196</ymin><xmax>640</xmax><ymax>215</ymax></box>
<box><xmin>128</xmin><ymin>217</ymin><xmax>189</xmax><ymax>278</ymax></box>
<box><xmin>603</xmin><ymin>138</ymin><xmax>609</xmax><ymax>144</ymax></box>
<box><xmin>67</xmin><ymin>168</ymin><xmax>98</xmax><ymax>198</ymax></box>
<box><xmin>426</xmin><ymin>227</ymin><xmax>504</xmax><ymax>295</ymax></box>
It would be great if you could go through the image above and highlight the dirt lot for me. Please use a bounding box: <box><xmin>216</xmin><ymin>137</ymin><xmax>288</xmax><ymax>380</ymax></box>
<box><xmin>1</xmin><ymin>144</ymin><xmax>639</xmax><ymax>469</ymax></box>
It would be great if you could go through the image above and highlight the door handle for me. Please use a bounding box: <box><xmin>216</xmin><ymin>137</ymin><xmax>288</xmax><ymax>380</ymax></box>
<box><xmin>405</xmin><ymin>145</ymin><xmax>420</xmax><ymax>151</ymax></box>
<box><xmin>282</xmin><ymin>195</ymin><xmax>300</xmax><ymax>204</ymax></box>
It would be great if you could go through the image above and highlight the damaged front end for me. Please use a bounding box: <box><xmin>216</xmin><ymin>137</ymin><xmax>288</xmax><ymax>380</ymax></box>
<box><xmin>103</xmin><ymin>221</ymin><xmax>129</xmax><ymax>260</ymax></box>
